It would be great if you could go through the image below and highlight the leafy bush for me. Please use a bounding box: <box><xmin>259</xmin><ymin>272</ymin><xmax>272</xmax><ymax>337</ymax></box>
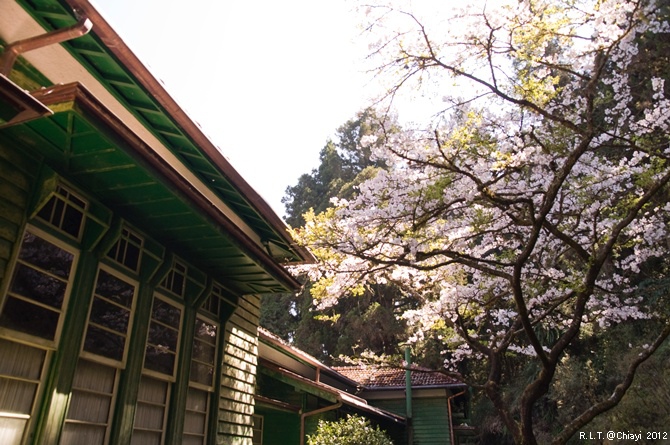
<box><xmin>307</xmin><ymin>414</ymin><xmax>394</xmax><ymax>445</ymax></box>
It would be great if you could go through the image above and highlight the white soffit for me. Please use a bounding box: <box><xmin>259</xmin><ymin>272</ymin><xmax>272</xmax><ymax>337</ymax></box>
<box><xmin>0</xmin><ymin>0</ymin><xmax>264</xmax><ymax>248</ymax></box>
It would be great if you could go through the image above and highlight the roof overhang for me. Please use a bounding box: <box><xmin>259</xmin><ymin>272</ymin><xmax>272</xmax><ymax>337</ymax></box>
<box><xmin>259</xmin><ymin>359</ymin><xmax>406</xmax><ymax>425</ymax></box>
<box><xmin>0</xmin><ymin>73</ymin><xmax>52</xmax><ymax>127</ymax></box>
<box><xmin>1</xmin><ymin>0</ymin><xmax>314</xmax><ymax>284</ymax></box>
<box><xmin>0</xmin><ymin>81</ymin><xmax>300</xmax><ymax>293</ymax></box>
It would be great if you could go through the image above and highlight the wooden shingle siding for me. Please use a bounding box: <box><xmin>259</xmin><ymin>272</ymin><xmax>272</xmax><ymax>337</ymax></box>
<box><xmin>0</xmin><ymin>141</ymin><xmax>37</xmax><ymax>282</ymax></box>
<box><xmin>218</xmin><ymin>294</ymin><xmax>261</xmax><ymax>445</ymax></box>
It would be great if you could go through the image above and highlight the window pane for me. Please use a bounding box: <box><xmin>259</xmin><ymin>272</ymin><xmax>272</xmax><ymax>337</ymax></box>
<box><xmin>134</xmin><ymin>403</ymin><xmax>165</xmax><ymax>430</ymax></box>
<box><xmin>144</xmin><ymin>346</ymin><xmax>175</xmax><ymax>376</ymax></box>
<box><xmin>151</xmin><ymin>299</ymin><xmax>181</xmax><ymax>328</ymax></box>
<box><xmin>182</xmin><ymin>435</ymin><xmax>204</xmax><ymax>445</ymax></box>
<box><xmin>18</xmin><ymin>233</ymin><xmax>74</xmax><ymax>278</ymax></box>
<box><xmin>189</xmin><ymin>362</ymin><xmax>213</xmax><ymax>387</ymax></box>
<box><xmin>10</xmin><ymin>264</ymin><xmax>67</xmax><ymax>309</ymax></box>
<box><xmin>186</xmin><ymin>388</ymin><xmax>208</xmax><ymax>411</ymax></box>
<box><xmin>0</xmin><ymin>378</ymin><xmax>37</xmax><ymax>414</ymax></box>
<box><xmin>83</xmin><ymin>325</ymin><xmax>125</xmax><ymax>362</ymax></box>
<box><xmin>137</xmin><ymin>376</ymin><xmax>168</xmax><ymax>405</ymax></box>
<box><xmin>130</xmin><ymin>430</ymin><xmax>161</xmax><ymax>445</ymax></box>
<box><xmin>61</xmin><ymin>205</ymin><xmax>83</xmax><ymax>238</ymax></box>
<box><xmin>0</xmin><ymin>339</ymin><xmax>45</xmax><ymax>379</ymax></box>
<box><xmin>123</xmin><ymin>242</ymin><xmax>140</xmax><ymax>271</ymax></box>
<box><xmin>60</xmin><ymin>424</ymin><xmax>105</xmax><ymax>445</ymax></box>
<box><xmin>148</xmin><ymin>323</ymin><xmax>179</xmax><ymax>353</ymax></box>
<box><xmin>194</xmin><ymin>320</ymin><xmax>217</xmax><ymax>343</ymax></box>
<box><xmin>0</xmin><ymin>296</ymin><xmax>59</xmax><ymax>340</ymax></box>
<box><xmin>0</xmin><ymin>418</ymin><xmax>26</xmax><ymax>445</ymax></box>
<box><xmin>72</xmin><ymin>360</ymin><xmax>116</xmax><ymax>393</ymax></box>
<box><xmin>67</xmin><ymin>391</ymin><xmax>111</xmax><ymax>423</ymax></box>
<box><xmin>192</xmin><ymin>342</ymin><xmax>215</xmax><ymax>364</ymax></box>
<box><xmin>184</xmin><ymin>411</ymin><xmax>206</xmax><ymax>435</ymax></box>
<box><xmin>95</xmin><ymin>270</ymin><xmax>134</xmax><ymax>308</ymax></box>
<box><xmin>89</xmin><ymin>298</ymin><xmax>130</xmax><ymax>334</ymax></box>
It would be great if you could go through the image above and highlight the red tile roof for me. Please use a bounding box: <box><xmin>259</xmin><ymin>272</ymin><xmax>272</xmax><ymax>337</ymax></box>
<box><xmin>333</xmin><ymin>365</ymin><xmax>462</xmax><ymax>389</ymax></box>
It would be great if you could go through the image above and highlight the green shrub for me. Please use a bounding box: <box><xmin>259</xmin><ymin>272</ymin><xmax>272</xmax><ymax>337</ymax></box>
<box><xmin>307</xmin><ymin>414</ymin><xmax>394</xmax><ymax>445</ymax></box>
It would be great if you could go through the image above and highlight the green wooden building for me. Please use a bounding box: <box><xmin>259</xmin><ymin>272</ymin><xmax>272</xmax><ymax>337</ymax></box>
<box><xmin>0</xmin><ymin>1</ymin><xmax>312</xmax><ymax>444</ymax></box>
<box><xmin>256</xmin><ymin>329</ymin><xmax>475</xmax><ymax>445</ymax></box>
<box><xmin>256</xmin><ymin>329</ymin><xmax>406</xmax><ymax>445</ymax></box>
<box><xmin>334</xmin><ymin>366</ymin><xmax>475</xmax><ymax>445</ymax></box>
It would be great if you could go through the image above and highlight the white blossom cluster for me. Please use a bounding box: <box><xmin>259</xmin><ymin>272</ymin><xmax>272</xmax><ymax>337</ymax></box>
<box><xmin>296</xmin><ymin>0</ymin><xmax>670</xmax><ymax>372</ymax></box>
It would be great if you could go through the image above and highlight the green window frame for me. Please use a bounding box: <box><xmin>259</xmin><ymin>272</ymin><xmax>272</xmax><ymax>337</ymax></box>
<box><xmin>0</xmin><ymin>183</ymin><xmax>88</xmax><ymax>444</ymax></box>
<box><xmin>252</xmin><ymin>415</ymin><xmax>264</xmax><ymax>445</ymax></box>
<box><xmin>0</xmin><ymin>225</ymin><xmax>78</xmax><ymax>347</ymax></box>
<box><xmin>132</xmin><ymin>294</ymin><xmax>183</xmax><ymax>445</ymax></box>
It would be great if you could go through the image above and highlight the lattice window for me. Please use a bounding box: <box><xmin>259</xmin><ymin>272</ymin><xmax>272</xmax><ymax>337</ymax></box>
<box><xmin>0</xmin><ymin>228</ymin><xmax>76</xmax><ymax>343</ymax></box>
<box><xmin>132</xmin><ymin>376</ymin><xmax>169</xmax><ymax>445</ymax></box>
<box><xmin>132</xmin><ymin>296</ymin><xmax>182</xmax><ymax>445</ymax></box>
<box><xmin>106</xmin><ymin>228</ymin><xmax>143</xmax><ymax>273</ymax></box>
<box><xmin>82</xmin><ymin>267</ymin><xmax>137</xmax><ymax>365</ymax></box>
<box><xmin>160</xmin><ymin>261</ymin><xmax>187</xmax><ymax>297</ymax></box>
<box><xmin>36</xmin><ymin>185</ymin><xmax>87</xmax><ymax>240</ymax></box>
<box><xmin>252</xmin><ymin>415</ymin><xmax>264</xmax><ymax>445</ymax></box>
<box><xmin>183</xmin><ymin>315</ymin><xmax>219</xmax><ymax>445</ymax></box>
<box><xmin>0</xmin><ymin>339</ymin><xmax>46</xmax><ymax>445</ymax></box>
<box><xmin>60</xmin><ymin>360</ymin><xmax>117</xmax><ymax>445</ymax></box>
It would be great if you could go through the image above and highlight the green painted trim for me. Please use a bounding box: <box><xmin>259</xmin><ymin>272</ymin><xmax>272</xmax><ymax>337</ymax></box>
<box><xmin>107</xmin><ymin>251</ymin><xmax>171</xmax><ymax>445</ymax></box>
<box><xmin>165</xmin><ymin>275</ymin><xmax>210</xmax><ymax>445</ymax></box>
<box><xmin>33</xmin><ymin>248</ymin><xmax>100</xmax><ymax>445</ymax></box>
<box><xmin>0</xmin><ymin>138</ymin><xmax>38</xmax><ymax>290</ymax></box>
<box><xmin>165</xmin><ymin>305</ymin><xmax>196</xmax><ymax>445</ymax></box>
<box><xmin>259</xmin><ymin>365</ymin><xmax>339</xmax><ymax>404</ymax></box>
<box><xmin>14</xmin><ymin>0</ymin><xmax>305</xmax><ymax>265</ymax></box>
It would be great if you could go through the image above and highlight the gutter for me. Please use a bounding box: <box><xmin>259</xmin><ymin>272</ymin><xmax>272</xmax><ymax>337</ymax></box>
<box><xmin>0</xmin><ymin>15</ymin><xmax>92</xmax><ymax>75</ymax></box>
<box><xmin>299</xmin><ymin>400</ymin><xmax>343</xmax><ymax>445</ymax></box>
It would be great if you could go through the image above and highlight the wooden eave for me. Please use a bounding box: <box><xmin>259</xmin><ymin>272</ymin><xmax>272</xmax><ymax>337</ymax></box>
<box><xmin>259</xmin><ymin>359</ymin><xmax>406</xmax><ymax>425</ymax></box>
<box><xmin>1</xmin><ymin>81</ymin><xmax>300</xmax><ymax>294</ymax></box>
<box><xmin>11</xmin><ymin>0</ymin><xmax>314</xmax><ymax>267</ymax></box>
<box><xmin>0</xmin><ymin>73</ymin><xmax>52</xmax><ymax>127</ymax></box>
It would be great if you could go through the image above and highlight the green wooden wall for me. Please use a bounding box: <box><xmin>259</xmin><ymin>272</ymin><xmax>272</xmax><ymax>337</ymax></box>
<box><xmin>218</xmin><ymin>294</ymin><xmax>261</xmax><ymax>444</ymax></box>
<box><xmin>0</xmin><ymin>137</ymin><xmax>38</xmax><ymax>284</ymax></box>
<box><xmin>0</xmin><ymin>135</ymin><xmax>270</xmax><ymax>445</ymax></box>
<box><xmin>371</xmin><ymin>397</ymin><xmax>451</xmax><ymax>445</ymax></box>
<box><xmin>254</xmin><ymin>408</ymin><xmax>300</xmax><ymax>445</ymax></box>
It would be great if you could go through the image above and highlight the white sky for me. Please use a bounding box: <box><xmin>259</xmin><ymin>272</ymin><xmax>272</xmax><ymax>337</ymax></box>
<box><xmin>93</xmin><ymin>0</ymin><xmax>374</xmax><ymax>219</ymax></box>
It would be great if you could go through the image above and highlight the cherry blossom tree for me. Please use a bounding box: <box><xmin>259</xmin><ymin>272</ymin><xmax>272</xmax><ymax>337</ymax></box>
<box><xmin>293</xmin><ymin>0</ymin><xmax>670</xmax><ymax>443</ymax></box>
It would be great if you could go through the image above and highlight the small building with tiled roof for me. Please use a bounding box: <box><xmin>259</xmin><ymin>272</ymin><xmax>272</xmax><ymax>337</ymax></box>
<box><xmin>255</xmin><ymin>328</ymin><xmax>407</xmax><ymax>445</ymax></box>
<box><xmin>334</xmin><ymin>365</ymin><xmax>476</xmax><ymax>445</ymax></box>
<box><xmin>334</xmin><ymin>365</ymin><xmax>462</xmax><ymax>389</ymax></box>
<box><xmin>254</xmin><ymin>331</ymin><xmax>476</xmax><ymax>445</ymax></box>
